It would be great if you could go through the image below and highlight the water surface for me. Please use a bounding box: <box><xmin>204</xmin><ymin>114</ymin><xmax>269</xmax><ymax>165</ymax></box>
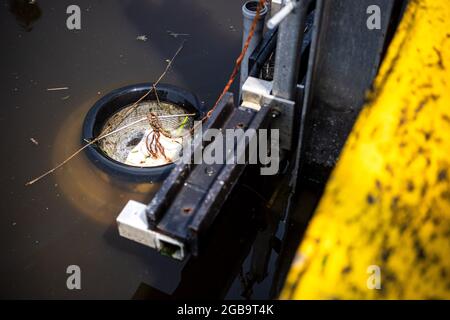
<box><xmin>0</xmin><ymin>0</ymin><xmax>318</xmax><ymax>299</ymax></box>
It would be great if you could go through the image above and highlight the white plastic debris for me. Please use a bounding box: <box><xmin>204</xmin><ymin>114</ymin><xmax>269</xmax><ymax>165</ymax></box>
<box><xmin>136</xmin><ymin>35</ymin><xmax>148</xmax><ymax>41</ymax></box>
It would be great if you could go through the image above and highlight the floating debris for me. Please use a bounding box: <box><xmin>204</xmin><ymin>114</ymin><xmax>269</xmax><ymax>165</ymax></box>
<box><xmin>47</xmin><ymin>87</ymin><xmax>69</xmax><ymax>91</ymax></box>
<box><xmin>25</xmin><ymin>41</ymin><xmax>186</xmax><ymax>186</ymax></box>
<box><xmin>30</xmin><ymin>138</ymin><xmax>39</xmax><ymax>146</ymax></box>
<box><xmin>136</xmin><ymin>35</ymin><xmax>148</xmax><ymax>41</ymax></box>
<box><xmin>61</xmin><ymin>95</ymin><xmax>70</xmax><ymax>100</ymax></box>
<box><xmin>167</xmin><ymin>30</ymin><xmax>190</xmax><ymax>38</ymax></box>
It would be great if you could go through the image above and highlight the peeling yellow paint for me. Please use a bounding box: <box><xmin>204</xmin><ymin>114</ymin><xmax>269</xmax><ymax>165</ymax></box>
<box><xmin>281</xmin><ymin>0</ymin><xmax>450</xmax><ymax>299</ymax></box>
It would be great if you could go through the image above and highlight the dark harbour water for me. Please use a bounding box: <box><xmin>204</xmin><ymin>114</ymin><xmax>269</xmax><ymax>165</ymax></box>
<box><xmin>0</xmin><ymin>0</ymin><xmax>321</xmax><ymax>299</ymax></box>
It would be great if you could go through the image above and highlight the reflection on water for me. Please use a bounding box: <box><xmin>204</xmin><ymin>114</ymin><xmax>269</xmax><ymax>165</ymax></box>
<box><xmin>52</xmin><ymin>100</ymin><xmax>159</xmax><ymax>225</ymax></box>
<box><xmin>9</xmin><ymin>0</ymin><xmax>42</xmax><ymax>31</ymax></box>
<box><xmin>132</xmin><ymin>184</ymin><xmax>263</xmax><ymax>299</ymax></box>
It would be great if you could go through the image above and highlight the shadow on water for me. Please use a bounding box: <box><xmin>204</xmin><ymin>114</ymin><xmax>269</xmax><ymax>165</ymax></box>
<box><xmin>9</xmin><ymin>0</ymin><xmax>42</xmax><ymax>32</ymax></box>
<box><xmin>130</xmin><ymin>184</ymin><xmax>265</xmax><ymax>300</ymax></box>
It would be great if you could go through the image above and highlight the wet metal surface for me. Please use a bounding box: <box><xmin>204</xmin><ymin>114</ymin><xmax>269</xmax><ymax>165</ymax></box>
<box><xmin>0</xmin><ymin>0</ymin><xmax>316</xmax><ymax>299</ymax></box>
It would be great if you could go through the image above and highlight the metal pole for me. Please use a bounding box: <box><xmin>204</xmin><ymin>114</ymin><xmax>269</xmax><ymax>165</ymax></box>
<box><xmin>240</xmin><ymin>1</ymin><xmax>268</xmax><ymax>101</ymax></box>
<box><xmin>272</xmin><ymin>0</ymin><xmax>309</xmax><ymax>100</ymax></box>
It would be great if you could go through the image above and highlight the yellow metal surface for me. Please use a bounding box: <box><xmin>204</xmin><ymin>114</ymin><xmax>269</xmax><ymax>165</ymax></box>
<box><xmin>281</xmin><ymin>0</ymin><xmax>450</xmax><ymax>299</ymax></box>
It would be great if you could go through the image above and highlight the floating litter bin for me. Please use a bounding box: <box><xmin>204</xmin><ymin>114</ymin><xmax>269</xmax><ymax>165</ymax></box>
<box><xmin>82</xmin><ymin>83</ymin><xmax>203</xmax><ymax>181</ymax></box>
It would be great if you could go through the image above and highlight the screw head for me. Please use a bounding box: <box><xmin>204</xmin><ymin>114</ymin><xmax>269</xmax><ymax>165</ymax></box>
<box><xmin>205</xmin><ymin>167</ymin><xmax>215</xmax><ymax>176</ymax></box>
<box><xmin>271</xmin><ymin>109</ymin><xmax>281</xmax><ymax>118</ymax></box>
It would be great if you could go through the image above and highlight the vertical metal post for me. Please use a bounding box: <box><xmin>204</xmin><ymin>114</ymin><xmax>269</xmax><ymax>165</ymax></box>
<box><xmin>272</xmin><ymin>0</ymin><xmax>309</xmax><ymax>100</ymax></box>
<box><xmin>240</xmin><ymin>1</ymin><xmax>268</xmax><ymax>101</ymax></box>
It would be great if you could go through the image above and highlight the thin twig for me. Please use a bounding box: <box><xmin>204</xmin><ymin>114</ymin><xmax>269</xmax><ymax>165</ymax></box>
<box><xmin>25</xmin><ymin>143</ymin><xmax>91</xmax><ymax>186</ymax></box>
<box><xmin>100</xmin><ymin>41</ymin><xmax>186</xmax><ymax>136</ymax></box>
<box><xmin>153</xmin><ymin>84</ymin><xmax>162</xmax><ymax>108</ymax></box>
<box><xmin>94</xmin><ymin>113</ymin><xmax>196</xmax><ymax>140</ymax></box>
<box><xmin>26</xmin><ymin>114</ymin><xmax>194</xmax><ymax>186</ymax></box>
<box><xmin>47</xmin><ymin>87</ymin><xmax>69</xmax><ymax>91</ymax></box>
<box><xmin>26</xmin><ymin>42</ymin><xmax>186</xmax><ymax>186</ymax></box>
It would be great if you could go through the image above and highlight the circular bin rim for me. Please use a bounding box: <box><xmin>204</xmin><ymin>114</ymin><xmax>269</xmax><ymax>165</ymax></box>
<box><xmin>82</xmin><ymin>83</ymin><xmax>204</xmax><ymax>182</ymax></box>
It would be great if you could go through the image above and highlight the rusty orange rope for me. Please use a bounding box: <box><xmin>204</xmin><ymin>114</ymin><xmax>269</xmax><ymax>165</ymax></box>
<box><xmin>146</xmin><ymin>112</ymin><xmax>171</xmax><ymax>160</ymax></box>
<box><xmin>199</xmin><ymin>0</ymin><xmax>266</xmax><ymax>125</ymax></box>
<box><xmin>152</xmin><ymin>0</ymin><xmax>266</xmax><ymax>143</ymax></box>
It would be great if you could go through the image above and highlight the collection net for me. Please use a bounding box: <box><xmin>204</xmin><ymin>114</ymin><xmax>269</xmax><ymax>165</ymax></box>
<box><xmin>98</xmin><ymin>101</ymin><xmax>194</xmax><ymax>167</ymax></box>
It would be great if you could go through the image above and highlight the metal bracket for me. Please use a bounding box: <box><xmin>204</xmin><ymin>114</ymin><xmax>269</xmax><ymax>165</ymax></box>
<box><xmin>241</xmin><ymin>76</ymin><xmax>295</xmax><ymax>150</ymax></box>
<box><xmin>116</xmin><ymin>93</ymin><xmax>273</xmax><ymax>260</ymax></box>
<box><xmin>117</xmin><ymin>200</ymin><xmax>186</xmax><ymax>260</ymax></box>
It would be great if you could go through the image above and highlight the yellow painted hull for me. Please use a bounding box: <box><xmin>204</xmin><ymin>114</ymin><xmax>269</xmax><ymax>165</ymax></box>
<box><xmin>281</xmin><ymin>0</ymin><xmax>450</xmax><ymax>299</ymax></box>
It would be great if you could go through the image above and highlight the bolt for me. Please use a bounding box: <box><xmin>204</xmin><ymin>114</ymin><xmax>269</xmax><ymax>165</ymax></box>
<box><xmin>205</xmin><ymin>167</ymin><xmax>215</xmax><ymax>176</ymax></box>
<box><xmin>271</xmin><ymin>109</ymin><xmax>281</xmax><ymax>118</ymax></box>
